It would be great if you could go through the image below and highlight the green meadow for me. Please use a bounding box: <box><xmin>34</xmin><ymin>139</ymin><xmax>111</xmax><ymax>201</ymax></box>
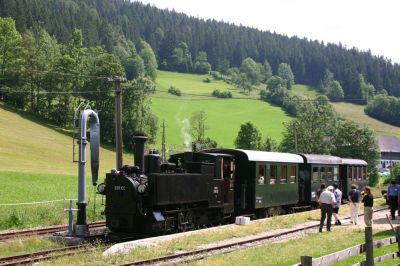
<box><xmin>0</xmin><ymin>105</ymin><xmax>122</xmax><ymax>229</ymax></box>
<box><xmin>332</xmin><ymin>102</ymin><xmax>400</xmax><ymax>139</ymax></box>
<box><xmin>151</xmin><ymin>71</ymin><xmax>292</xmax><ymax>149</ymax></box>
<box><xmin>0</xmin><ymin>171</ymin><xmax>102</xmax><ymax>229</ymax></box>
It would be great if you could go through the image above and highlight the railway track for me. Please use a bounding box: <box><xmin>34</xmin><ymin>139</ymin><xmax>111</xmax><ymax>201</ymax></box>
<box><xmin>0</xmin><ymin>221</ymin><xmax>106</xmax><ymax>241</ymax></box>
<box><xmin>0</xmin><ymin>245</ymin><xmax>91</xmax><ymax>266</ymax></box>
<box><xmin>119</xmin><ymin>206</ymin><xmax>390</xmax><ymax>266</ymax></box>
<box><xmin>0</xmin><ymin>199</ymin><xmax>389</xmax><ymax>265</ymax></box>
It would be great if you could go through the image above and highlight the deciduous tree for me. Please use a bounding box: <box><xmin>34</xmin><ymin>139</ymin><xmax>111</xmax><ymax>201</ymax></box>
<box><xmin>277</xmin><ymin>63</ymin><xmax>295</xmax><ymax>89</ymax></box>
<box><xmin>235</xmin><ymin>122</ymin><xmax>262</xmax><ymax>150</ymax></box>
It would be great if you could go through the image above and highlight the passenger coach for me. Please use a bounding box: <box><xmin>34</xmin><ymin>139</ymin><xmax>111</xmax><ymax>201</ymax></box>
<box><xmin>298</xmin><ymin>154</ymin><xmax>342</xmax><ymax>205</ymax></box>
<box><xmin>340</xmin><ymin>158</ymin><xmax>368</xmax><ymax>197</ymax></box>
<box><xmin>206</xmin><ymin>149</ymin><xmax>303</xmax><ymax>218</ymax></box>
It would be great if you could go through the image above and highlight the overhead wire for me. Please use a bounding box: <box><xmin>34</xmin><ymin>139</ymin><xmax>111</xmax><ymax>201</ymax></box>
<box><xmin>0</xmin><ymin>69</ymin><xmax>389</xmax><ymax>102</ymax></box>
<box><xmin>5</xmin><ymin>68</ymin><xmax>111</xmax><ymax>80</ymax></box>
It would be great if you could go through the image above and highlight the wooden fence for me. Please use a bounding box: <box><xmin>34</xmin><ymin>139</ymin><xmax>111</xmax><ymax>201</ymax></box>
<box><xmin>294</xmin><ymin>226</ymin><xmax>400</xmax><ymax>266</ymax></box>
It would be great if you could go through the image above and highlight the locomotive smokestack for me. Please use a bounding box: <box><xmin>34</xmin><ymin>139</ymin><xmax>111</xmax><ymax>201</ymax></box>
<box><xmin>132</xmin><ymin>134</ymin><xmax>148</xmax><ymax>171</ymax></box>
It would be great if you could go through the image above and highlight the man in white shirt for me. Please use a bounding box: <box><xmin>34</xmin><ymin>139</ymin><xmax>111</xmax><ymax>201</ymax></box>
<box><xmin>333</xmin><ymin>184</ymin><xmax>342</xmax><ymax>225</ymax></box>
<box><xmin>318</xmin><ymin>185</ymin><xmax>336</xmax><ymax>232</ymax></box>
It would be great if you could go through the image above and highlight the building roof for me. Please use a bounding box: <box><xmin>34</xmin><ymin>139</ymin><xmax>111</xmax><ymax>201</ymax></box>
<box><xmin>377</xmin><ymin>136</ymin><xmax>400</xmax><ymax>153</ymax></box>
<box><xmin>299</xmin><ymin>154</ymin><xmax>342</xmax><ymax>164</ymax></box>
<box><xmin>204</xmin><ymin>149</ymin><xmax>304</xmax><ymax>163</ymax></box>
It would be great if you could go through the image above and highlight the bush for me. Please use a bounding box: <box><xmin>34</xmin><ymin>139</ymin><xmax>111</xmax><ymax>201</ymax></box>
<box><xmin>365</xmin><ymin>95</ymin><xmax>400</xmax><ymax>126</ymax></box>
<box><xmin>203</xmin><ymin>77</ymin><xmax>211</xmax><ymax>83</ymax></box>
<box><xmin>282</xmin><ymin>95</ymin><xmax>302</xmax><ymax>116</ymax></box>
<box><xmin>168</xmin><ymin>86</ymin><xmax>182</xmax><ymax>96</ymax></box>
<box><xmin>212</xmin><ymin>89</ymin><xmax>232</xmax><ymax>98</ymax></box>
<box><xmin>210</xmin><ymin>71</ymin><xmax>223</xmax><ymax>80</ymax></box>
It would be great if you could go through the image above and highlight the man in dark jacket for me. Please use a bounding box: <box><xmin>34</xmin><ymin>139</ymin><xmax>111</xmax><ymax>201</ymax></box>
<box><xmin>348</xmin><ymin>184</ymin><xmax>361</xmax><ymax>225</ymax></box>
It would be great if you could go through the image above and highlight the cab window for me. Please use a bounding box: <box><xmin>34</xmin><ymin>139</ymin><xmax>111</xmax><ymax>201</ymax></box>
<box><xmin>270</xmin><ymin>165</ymin><xmax>277</xmax><ymax>185</ymax></box>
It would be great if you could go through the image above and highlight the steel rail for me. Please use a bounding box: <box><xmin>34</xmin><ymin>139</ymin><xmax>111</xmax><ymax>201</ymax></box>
<box><xmin>0</xmin><ymin>245</ymin><xmax>90</xmax><ymax>266</ymax></box>
<box><xmin>0</xmin><ymin>221</ymin><xmax>105</xmax><ymax>241</ymax></box>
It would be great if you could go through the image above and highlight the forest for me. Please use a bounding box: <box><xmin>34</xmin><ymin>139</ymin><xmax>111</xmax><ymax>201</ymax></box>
<box><xmin>1</xmin><ymin>0</ymin><xmax>400</xmax><ymax>99</ymax></box>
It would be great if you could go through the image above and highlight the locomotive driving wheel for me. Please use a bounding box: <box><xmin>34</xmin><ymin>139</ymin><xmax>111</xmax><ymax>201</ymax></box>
<box><xmin>177</xmin><ymin>211</ymin><xmax>195</xmax><ymax>232</ymax></box>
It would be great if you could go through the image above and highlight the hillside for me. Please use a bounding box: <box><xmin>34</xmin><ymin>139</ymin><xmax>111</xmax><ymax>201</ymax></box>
<box><xmin>151</xmin><ymin>71</ymin><xmax>292</xmax><ymax>149</ymax></box>
<box><xmin>332</xmin><ymin>102</ymin><xmax>400</xmax><ymax>139</ymax></box>
<box><xmin>0</xmin><ymin>103</ymin><xmax>131</xmax><ymax>176</ymax></box>
<box><xmin>1</xmin><ymin>0</ymin><xmax>400</xmax><ymax>97</ymax></box>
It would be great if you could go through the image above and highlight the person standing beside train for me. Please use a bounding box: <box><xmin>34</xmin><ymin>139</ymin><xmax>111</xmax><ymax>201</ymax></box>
<box><xmin>318</xmin><ymin>186</ymin><xmax>336</xmax><ymax>232</ymax></box>
<box><xmin>362</xmin><ymin>186</ymin><xmax>374</xmax><ymax>226</ymax></box>
<box><xmin>333</xmin><ymin>184</ymin><xmax>342</xmax><ymax>225</ymax></box>
<box><xmin>348</xmin><ymin>184</ymin><xmax>361</xmax><ymax>225</ymax></box>
<box><xmin>387</xmin><ymin>180</ymin><xmax>399</xmax><ymax>220</ymax></box>
<box><xmin>316</xmin><ymin>183</ymin><xmax>326</xmax><ymax>202</ymax></box>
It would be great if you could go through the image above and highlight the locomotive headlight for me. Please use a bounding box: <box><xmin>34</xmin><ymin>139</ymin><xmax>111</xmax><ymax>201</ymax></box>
<box><xmin>137</xmin><ymin>184</ymin><xmax>147</xmax><ymax>194</ymax></box>
<box><xmin>97</xmin><ymin>183</ymin><xmax>106</xmax><ymax>194</ymax></box>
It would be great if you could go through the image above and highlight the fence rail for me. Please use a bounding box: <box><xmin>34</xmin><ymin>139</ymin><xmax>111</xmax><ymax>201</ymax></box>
<box><xmin>294</xmin><ymin>231</ymin><xmax>398</xmax><ymax>266</ymax></box>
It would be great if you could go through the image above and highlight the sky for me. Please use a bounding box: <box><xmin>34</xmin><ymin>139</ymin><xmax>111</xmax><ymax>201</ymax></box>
<box><xmin>137</xmin><ymin>0</ymin><xmax>400</xmax><ymax>63</ymax></box>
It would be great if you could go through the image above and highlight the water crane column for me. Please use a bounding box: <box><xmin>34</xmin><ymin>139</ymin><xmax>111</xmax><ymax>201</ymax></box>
<box><xmin>75</xmin><ymin>109</ymin><xmax>100</xmax><ymax>237</ymax></box>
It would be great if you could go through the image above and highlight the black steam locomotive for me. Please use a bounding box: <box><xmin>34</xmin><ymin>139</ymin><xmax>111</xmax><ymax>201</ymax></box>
<box><xmin>97</xmin><ymin>135</ymin><xmax>368</xmax><ymax>234</ymax></box>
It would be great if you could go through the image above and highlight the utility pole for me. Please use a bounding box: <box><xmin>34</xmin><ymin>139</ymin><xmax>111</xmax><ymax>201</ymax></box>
<box><xmin>162</xmin><ymin>120</ymin><xmax>167</xmax><ymax>162</ymax></box>
<box><xmin>109</xmin><ymin>76</ymin><xmax>127</xmax><ymax>169</ymax></box>
<box><xmin>293</xmin><ymin>122</ymin><xmax>299</xmax><ymax>153</ymax></box>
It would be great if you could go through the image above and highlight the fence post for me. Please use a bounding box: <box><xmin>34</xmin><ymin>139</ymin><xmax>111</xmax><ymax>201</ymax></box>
<box><xmin>365</xmin><ymin>226</ymin><xmax>374</xmax><ymax>266</ymax></box>
<box><xmin>396</xmin><ymin>226</ymin><xmax>400</xmax><ymax>255</ymax></box>
<box><xmin>301</xmin><ymin>256</ymin><xmax>312</xmax><ymax>266</ymax></box>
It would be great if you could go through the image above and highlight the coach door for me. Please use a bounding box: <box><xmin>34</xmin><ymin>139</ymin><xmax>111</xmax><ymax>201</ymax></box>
<box><xmin>222</xmin><ymin>156</ymin><xmax>235</xmax><ymax>213</ymax></box>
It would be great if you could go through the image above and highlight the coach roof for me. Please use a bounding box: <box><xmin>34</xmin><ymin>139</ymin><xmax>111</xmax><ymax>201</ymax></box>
<box><xmin>299</xmin><ymin>154</ymin><xmax>342</xmax><ymax>164</ymax></box>
<box><xmin>204</xmin><ymin>149</ymin><xmax>304</xmax><ymax>163</ymax></box>
<box><xmin>341</xmin><ymin>158</ymin><xmax>368</xmax><ymax>165</ymax></box>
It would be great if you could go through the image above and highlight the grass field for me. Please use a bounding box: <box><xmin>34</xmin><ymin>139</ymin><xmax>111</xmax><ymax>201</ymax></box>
<box><xmin>0</xmin><ymin>103</ymin><xmax>132</xmax><ymax>176</ymax></box>
<box><xmin>290</xmin><ymin>84</ymin><xmax>318</xmax><ymax>98</ymax></box>
<box><xmin>0</xmin><ymin>104</ymin><xmax>121</xmax><ymax>229</ymax></box>
<box><xmin>0</xmin><ymin>171</ymin><xmax>103</xmax><ymax>230</ymax></box>
<box><xmin>152</xmin><ymin>71</ymin><xmax>292</xmax><ymax>149</ymax></box>
<box><xmin>332</xmin><ymin>102</ymin><xmax>400</xmax><ymax>139</ymax></box>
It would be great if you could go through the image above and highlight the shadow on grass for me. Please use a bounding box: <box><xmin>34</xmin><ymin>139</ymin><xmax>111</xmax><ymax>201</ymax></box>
<box><xmin>0</xmin><ymin>101</ymin><xmax>117</xmax><ymax>153</ymax></box>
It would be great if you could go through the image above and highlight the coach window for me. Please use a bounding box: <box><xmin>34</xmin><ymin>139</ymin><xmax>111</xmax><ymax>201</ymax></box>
<box><xmin>270</xmin><ymin>165</ymin><xmax>277</xmax><ymax>185</ymax></box>
<box><xmin>349</xmin><ymin>166</ymin><xmax>353</xmax><ymax>180</ymax></box>
<box><xmin>358</xmin><ymin>167</ymin><xmax>362</xmax><ymax>180</ymax></box>
<box><xmin>320</xmin><ymin>167</ymin><xmax>326</xmax><ymax>181</ymax></box>
<box><xmin>289</xmin><ymin>165</ymin><xmax>297</xmax><ymax>183</ymax></box>
<box><xmin>325</xmin><ymin>167</ymin><xmax>332</xmax><ymax>181</ymax></box>
<box><xmin>281</xmin><ymin>165</ymin><xmax>288</xmax><ymax>184</ymax></box>
<box><xmin>258</xmin><ymin>164</ymin><xmax>266</xmax><ymax>185</ymax></box>
<box><xmin>333</xmin><ymin>166</ymin><xmax>339</xmax><ymax>181</ymax></box>
<box><xmin>312</xmin><ymin>166</ymin><xmax>319</xmax><ymax>182</ymax></box>
<box><xmin>363</xmin><ymin>167</ymin><xmax>367</xmax><ymax>179</ymax></box>
<box><xmin>354</xmin><ymin>166</ymin><xmax>358</xmax><ymax>180</ymax></box>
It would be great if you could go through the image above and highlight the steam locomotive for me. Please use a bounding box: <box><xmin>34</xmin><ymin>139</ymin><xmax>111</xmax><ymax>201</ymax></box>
<box><xmin>97</xmin><ymin>134</ymin><xmax>368</xmax><ymax>235</ymax></box>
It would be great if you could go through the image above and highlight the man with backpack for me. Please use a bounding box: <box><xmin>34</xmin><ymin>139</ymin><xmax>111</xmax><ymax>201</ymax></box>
<box><xmin>348</xmin><ymin>184</ymin><xmax>361</xmax><ymax>225</ymax></box>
